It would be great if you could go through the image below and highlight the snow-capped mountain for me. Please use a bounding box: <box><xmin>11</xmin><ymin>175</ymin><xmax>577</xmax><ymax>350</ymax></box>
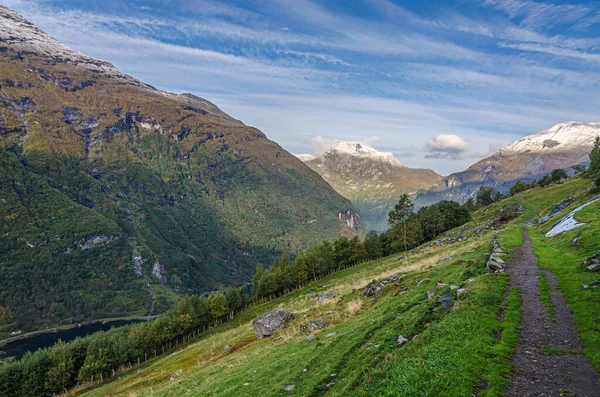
<box><xmin>417</xmin><ymin>122</ymin><xmax>600</xmax><ymax>205</ymax></box>
<box><xmin>298</xmin><ymin>142</ymin><xmax>441</xmax><ymax>231</ymax></box>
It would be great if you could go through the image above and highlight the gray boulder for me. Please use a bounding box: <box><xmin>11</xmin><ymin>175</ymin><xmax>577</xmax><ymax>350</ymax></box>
<box><xmin>307</xmin><ymin>291</ymin><xmax>336</xmax><ymax>304</ymax></box>
<box><xmin>253</xmin><ymin>308</ymin><xmax>295</xmax><ymax>339</ymax></box>
<box><xmin>396</xmin><ymin>335</ymin><xmax>409</xmax><ymax>346</ymax></box>
<box><xmin>300</xmin><ymin>319</ymin><xmax>328</xmax><ymax>333</ymax></box>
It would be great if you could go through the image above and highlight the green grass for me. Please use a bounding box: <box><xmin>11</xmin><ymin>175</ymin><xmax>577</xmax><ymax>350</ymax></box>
<box><xmin>79</xmin><ymin>223</ymin><xmax>523</xmax><ymax>397</ymax></box>
<box><xmin>538</xmin><ymin>272</ymin><xmax>556</xmax><ymax>321</ymax></box>
<box><xmin>75</xmin><ymin>176</ymin><xmax>600</xmax><ymax>397</ymax></box>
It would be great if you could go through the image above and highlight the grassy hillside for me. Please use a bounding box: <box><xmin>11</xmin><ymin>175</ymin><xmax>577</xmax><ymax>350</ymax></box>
<box><xmin>72</xmin><ymin>176</ymin><xmax>600</xmax><ymax>397</ymax></box>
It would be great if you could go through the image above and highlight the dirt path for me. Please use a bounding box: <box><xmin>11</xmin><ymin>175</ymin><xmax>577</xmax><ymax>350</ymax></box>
<box><xmin>505</xmin><ymin>227</ymin><xmax>600</xmax><ymax>396</ymax></box>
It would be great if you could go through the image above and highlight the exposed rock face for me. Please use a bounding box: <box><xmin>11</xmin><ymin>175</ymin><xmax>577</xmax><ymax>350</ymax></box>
<box><xmin>299</xmin><ymin>142</ymin><xmax>440</xmax><ymax>231</ymax></box>
<box><xmin>253</xmin><ymin>308</ymin><xmax>294</xmax><ymax>339</ymax></box>
<box><xmin>338</xmin><ymin>209</ymin><xmax>363</xmax><ymax>231</ymax></box>
<box><xmin>152</xmin><ymin>261</ymin><xmax>167</xmax><ymax>286</ymax></box>
<box><xmin>417</xmin><ymin>122</ymin><xmax>600</xmax><ymax>205</ymax></box>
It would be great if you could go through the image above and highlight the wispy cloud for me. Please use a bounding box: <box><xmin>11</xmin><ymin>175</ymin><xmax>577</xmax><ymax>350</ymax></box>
<box><xmin>6</xmin><ymin>0</ymin><xmax>600</xmax><ymax>174</ymax></box>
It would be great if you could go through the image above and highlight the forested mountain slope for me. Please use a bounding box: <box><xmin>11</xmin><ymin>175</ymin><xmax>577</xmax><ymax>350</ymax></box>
<box><xmin>0</xmin><ymin>6</ymin><xmax>360</xmax><ymax>334</ymax></box>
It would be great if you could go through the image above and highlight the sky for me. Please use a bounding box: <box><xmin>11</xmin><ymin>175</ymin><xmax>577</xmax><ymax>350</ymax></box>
<box><xmin>4</xmin><ymin>0</ymin><xmax>600</xmax><ymax>174</ymax></box>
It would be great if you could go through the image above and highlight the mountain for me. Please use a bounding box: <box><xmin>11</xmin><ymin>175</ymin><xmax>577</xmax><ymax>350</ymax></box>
<box><xmin>0</xmin><ymin>6</ymin><xmax>361</xmax><ymax>334</ymax></box>
<box><xmin>417</xmin><ymin>122</ymin><xmax>600</xmax><ymax>205</ymax></box>
<box><xmin>298</xmin><ymin>142</ymin><xmax>441</xmax><ymax>231</ymax></box>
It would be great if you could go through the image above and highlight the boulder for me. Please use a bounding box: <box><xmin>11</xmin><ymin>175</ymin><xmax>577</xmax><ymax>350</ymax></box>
<box><xmin>253</xmin><ymin>308</ymin><xmax>295</xmax><ymax>339</ymax></box>
<box><xmin>439</xmin><ymin>256</ymin><xmax>453</xmax><ymax>264</ymax></box>
<box><xmin>221</xmin><ymin>344</ymin><xmax>231</xmax><ymax>353</ymax></box>
<box><xmin>396</xmin><ymin>335</ymin><xmax>409</xmax><ymax>346</ymax></box>
<box><xmin>438</xmin><ymin>293</ymin><xmax>453</xmax><ymax>310</ymax></box>
<box><xmin>283</xmin><ymin>385</ymin><xmax>295</xmax><ymax>391</ymax></box>
<box><xmin>307</xmin><ymin>291</ymin><xmax>337</xmax><ymax>304</ymax></box>
<box><xmin>305</xmin><ymin>335</ymin><xmax>317</xmax><ymax>341</ymax></box>
<box><xmin>299</xmin><ymin>319</ymin><xmax>328</xmax><ymax>333</ymax></box>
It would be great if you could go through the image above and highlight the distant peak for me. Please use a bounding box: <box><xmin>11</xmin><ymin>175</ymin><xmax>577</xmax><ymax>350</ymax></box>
<box><xmin>500</xmin><ymin>121</ymin><xmax>600</xmax><ymax>156</ymax></box>
<box><xmin>326</xmin><ymin>141</ymin><xmax>405</xmax><ymax>167</ymax></box>
<box><xmin>294</xmin><ymin>154</ymin><xmax>315</xmax><ymax>162</ymax></box>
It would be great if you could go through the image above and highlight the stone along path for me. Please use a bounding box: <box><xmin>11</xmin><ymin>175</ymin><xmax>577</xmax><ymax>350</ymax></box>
<box><xmin>505</xmin><ymin>227</ymin><xmax>600</xmax><ymax>396</ymax></box>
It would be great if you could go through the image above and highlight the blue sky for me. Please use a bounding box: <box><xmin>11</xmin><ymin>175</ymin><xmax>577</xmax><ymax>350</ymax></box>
<box><xmin>5</xmin><ymin>0</ymin><xmax>600</xmax><ymax>174</ymax></box>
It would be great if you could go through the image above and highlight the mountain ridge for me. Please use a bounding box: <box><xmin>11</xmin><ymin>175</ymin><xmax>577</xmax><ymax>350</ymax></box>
<box><xmin>417</xmin><ymin>121</ymin><xmax>600</xmax><ymax>206</ymax></box>
<box><xmin>0</xmin><ymin>6</ymin><xmax>361</xmax><ymax>334</ymax></box>
<box><xmin>298</xmin><ymin>141</ymin><xmax>441</xmax><ymax>231</ymax></box>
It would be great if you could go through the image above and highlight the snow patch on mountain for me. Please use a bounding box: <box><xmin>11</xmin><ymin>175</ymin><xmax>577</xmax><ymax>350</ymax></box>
<box><xmin>500</xmin><ymin>122</ymin><xmax>600</xmax><ymax>156</ymax></box>
<box><xmin>295</xmin><ymin>154</ymin><xmax>316</xmax><ymax>162</ymax></box>
<box><xmin>324</xmin><ymin>141</ymin><xmax>405</xmax><ymax>167</ymax></box>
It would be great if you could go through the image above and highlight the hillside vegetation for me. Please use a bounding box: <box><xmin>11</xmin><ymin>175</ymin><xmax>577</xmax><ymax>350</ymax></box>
<box><xmin>0</xmin><ymin>6</ymin><xmax>360</xmax><ymax>334</ymax></box>
<box><xmin>63</xmin><ymin>175</ymin><xmax>599</xmax><ymax>397</ymax></box>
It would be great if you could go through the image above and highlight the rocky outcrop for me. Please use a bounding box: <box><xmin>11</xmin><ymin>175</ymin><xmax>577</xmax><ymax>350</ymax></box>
<box><xmin>306</xmin><ymin>291</ymin><xmax>336</xmax><ymax>304</ymax></box>
<box><xmin>584</xmin><ymin>252</ymin><xmax>600</xmax><ymax>272</ymax></box>
<box><xmin>299</xmin><ymin>319</ymin><xmax>328</xmax><ymax>333</ymax></box>
<box><xmin>253</xmin><ymin>308</ymin><xmax>295</xmax><ymax>339</ymax></box>
<box><xmin>151</xmin><ymin>261</ymin><xmax>167</xmax><ymax>286</ymax></box>
<box><xmin>338</xmin><ymin>209</ymin><xmax>363</xmax><ymax>231</ymax></box>
<box><xmin>362</xmin><ymin>272</ymin><xmax>406</xmax><ymax>301</ymax></box>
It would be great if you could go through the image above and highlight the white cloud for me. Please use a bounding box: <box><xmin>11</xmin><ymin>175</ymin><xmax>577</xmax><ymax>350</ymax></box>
<box><xmin>425</xmin><ymin>135</ymin><xmax>470</xmax><ymax>159</ymax></box>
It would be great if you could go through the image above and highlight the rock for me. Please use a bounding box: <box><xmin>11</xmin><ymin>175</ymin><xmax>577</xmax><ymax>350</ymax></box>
<box><xmin>325</xmin><ymin>332</ymin><xmax>337</xmax><ymax>338</ymax></box>
<box><xmin>450</xmin><ymin>285</ymin><xmax>459</xmax><ymax>290</ymax></box>
<box><xmin>221</xmin><ymin>344</ymin><xmax>231</xmax><ymax>353</ymax></box>
<box><xmin>584</xmin><ymin>252</ymin><xmax>600</xmax><ymax>272</ymax></box>
<box><xmin>417</xmin><ymin>278</ymin><xmax>431</xmax><ymax>287</ymax></box>
<box><xmin>243</xmin><ymin>383</ymin><xmax>250</xmax><ymax>386</ymax></box>
<box><xmin>304</xmin><ymin>335</ymin><xmax>317</xmax><ymax>341</ymax></box>
<box><xmin>489</xmin><ymin>255</ymin><xmax>505</xmax><ymax>264</ymax></box>
<box><xmin>438</xmin><ymin>293</ymin><xmax>453</xmax><ymax>310</ymax></box>
<box><xmin>588</xmin><ymin>263</ymin><xmax>600</xmax><ymax>272</ymax></box>
<box><xmin>423</xmin><ymin>322</ymin><xmax>431</xmax><ymax>329</ymax></box>
<box><xmin>456</xmin><ymin>288</ymin><xmax>466</xmax><ymax>298</ymax></box>
<box><xmin>306</xmin><ymin>291</ymin><xmax>337</xmax><ymax>304</ymax></box>
<box><xmin>253</xmin><ymin>308</ymin><xmax>295</xmax><ymax>339</ymax></box>
<box><xmin>439</xmin><ymin>256</ymin><xmax>453</xmax><ymax>264</ymax></box>
<box><xmin>326</xmin><ymin>381</ymin><xmax>336</xmax><ymax>387</ymax></box>
<box><xmin>283</xmin><ymin>385</ymin><xmax>295</xmax><ymax>391</ymax></box>
<box><xmin>427</xmin><ymin>290</ymin><xmax>435</xmax><ymax>300</ymax></box>
<box><xmin>487</xmin><ymin>260</ymin><xmax>504</xmax><ymax>271</ymax></box>
<box><xmin>396</xmin><ymin>335</ymin><xmax>409</xmax><ymax>346</ymax></box>
<box><xmin>299</xmin><ymin>319</ymin><xmax>328</xmax><ymax>333</ymax></box>
<box><xmin>573</xmin><ymin>236</ymin><xmax>581</xmax><ymax>246</ymax></box>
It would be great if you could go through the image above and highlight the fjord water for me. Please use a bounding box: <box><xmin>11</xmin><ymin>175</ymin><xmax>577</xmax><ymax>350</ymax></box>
<box><xmin>1</xmin><ymin>320</ymin><xmax>141</xmax><ymax>360</ymax></box>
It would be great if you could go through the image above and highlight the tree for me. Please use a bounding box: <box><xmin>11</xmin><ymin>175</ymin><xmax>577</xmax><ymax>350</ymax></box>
<box><xmin>550</xmin><ymin>168</ymin><xmax>568</xmax><ymax>183</ymax></box>
<box><xmin>476</xmin><ymin>186</ymin><xmax>500</xmax><ymax>207</ymax></box>
<box><xmin>587</xmin><ymin>136</ymin><xmax>600</xmax><ymax>187</ymax></box>
<box><xmin>418</xmin><ymin>205</ymin><xmax>444</xmax><ymax>241</ymax></box>
<box><xmin>390</xmin><ymin>214</ymin><xmax>422</xmax><ymax>251</ymax></box>
<box><xmin>388</xmin><ymin>194</ymin><xmax>414</xmax><ymax>251</ymax></box>
<box><xmin>509</xmin><ymin>180</ymin><xmax>529</xmax><ymax>196</ymax></box>
<box><xmin>46</xmin><ymin>340</ymin><xmax>74</xmax><ymax>394</ymax></box>
<box><xmin>207</xmin><ymin>293</ymin><xmax>228</xmax><ymax>324</ymax></box>
<box><xmin>363</xmin><ymin>231</ymin><xmax>382</xmax><ymax>259</ymax></box>
<box><xmin>333</xmin><ymin>237</ymin><xmax>351</xmax><ymax>268</ymax></box>
<box><xmin>226</xmin><ymin>287</ymin><xmax>242</xmax><ymax>318</ymax></box>
<box><xmin>462</xmin><ymin>197</ymin><xmax>476</xmax><ymax>213</ymax></box>
<box><xmin>252</xmin><ymin>263</ymin><xmax>265</xmax><ymax>300</ymax></box>
<box><xmin>348</xmin><ymin>236</ymin><xmax>368</xmax><ymax>264</ymax></box>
